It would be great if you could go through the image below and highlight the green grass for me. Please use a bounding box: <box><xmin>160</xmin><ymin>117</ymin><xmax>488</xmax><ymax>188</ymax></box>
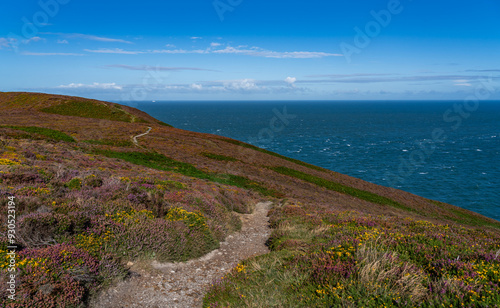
<box><xmin>41</xmin><ymin>100</ymin><xmax>133</xmax><ymax>122</ymax></box>
<box><xmin>430</xmin><ymin>200</ymin><xmax>500</xmax><ymax>229</ymax></box>
<box><xmin>83</xmin><ymin>139</ymin><xmax>134</xmax><ymax>147</ymax></box>
<box><xmin>3</xmin><ymin>126</ymin><xmax>75</xmax><ymax>142</ymax></box>
<box><xmin>270</xmin><ymin>166</ymin><xmax>420</xmax><ymax>214</ymax></box>
<box><xmin>201</xmin><ymin>152</ymin><xmax>239</xmax><ymax>162</ymax></box>
<box><xmin>157</xmin><ymin>121</ymin><xmax>174</xmax><ymax>127</ymax></box>
<box><xmin>219</xmin><ymin>138</ymin><xmax>326</xmax><ymax>172</ymax></box>
<box><xmin>95</xmin><ymin>150</ymin><xmax>282</xmax><ymax>197</ymax></box>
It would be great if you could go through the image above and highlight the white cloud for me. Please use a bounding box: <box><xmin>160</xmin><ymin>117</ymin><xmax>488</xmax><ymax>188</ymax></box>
<box><xmin>84</xmin><ymin>48</ymin><xmax>143</xmax><ymax>54</ymax></box>
<box><xmin>0</xmin><ymin>37</ymin><xmax>44</xmax><ymax>49</ymax></box>
<box><xmin>0</xmin><ymin>38</ymin><xmax>11</xmax><ymax>48</ymax></box>
<box><xmin>190</xmin><ymin>83</ymin><xmax>203</xmax><ymax>90</ymax></box>
<box><xmin>106</xmin><ymin>64</ymin><xmax>218</xmax><ymax>72</ymax></box>
<box><xmin>210</xmin><ymin>42</ymin><xmax>221</xmax><ymax>47</ymax></box>
<box><xmin>58</xmin><ymin>82</ymin><xmax>123</xmax><ymax>90</ymax></box>
<box><xmin>453</xmin><ymin>79</ymin><xmax>472</xmax><ymax>86</ymax></box>
<box><xmin>285</xmin><ymin>77</ymin><xmax>297</xmax><ymax>85</ymax></box>
<box><xmin>223</xmin><ymin>79</ymin><xmax>260</xmax><ymax>91</ymax></box>
<box><xmin>42</xmin><ymin>32</ymin><xmax>133</xmax><ymax>44</ymax></box>
<box><xmin>83</xmin><ymin>44</ymin><xmax>340</xmax><ymax>59</ymax></box>
<box><xmin>151</xmin><ymin>49</ymin><xmax>207</xmax><ymax>54</ymax></box>
<box><xmin>26</xmin><ymin>36</ymin><xmax>44</xmax><ymax>43</ymax></box>
<box><xmin>212</xmin><ymin>46</ymin><xmax>342</xmax><ymax>58</ymax></box>
<box><xmin>22</xmin><ymin>52</ymin><xmax>84</xmax><ymax>56</ymax></box>
<box><xmin>191</xmin><ymin>37</ymin><xmax>203</xmax><ymax>40</ymax></box>
<box><xmin>57</xmin><ymin>39</ymin><xmax>69</xmax><ymax>44</ymax></box>
<box><xmin>165</xmin><ymin>44</ymin><xmax>176</xmax><ymax>48</ymax></box>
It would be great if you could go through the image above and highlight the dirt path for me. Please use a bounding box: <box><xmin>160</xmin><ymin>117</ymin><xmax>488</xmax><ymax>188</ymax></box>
<box><xmin>90</xmin><ymin>201</ymin><xmax>273</xmax><ymax>308</ymax></box>
<box><xmin>132</xmin><ymin>127</ymin><xmax>152</xmax><ymax>145</ymax></box>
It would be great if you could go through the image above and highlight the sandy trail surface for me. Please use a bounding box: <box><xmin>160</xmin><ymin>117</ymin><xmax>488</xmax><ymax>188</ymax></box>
<box><xmin>90</xmin><ymin>201</ymin><xmax>273</xmax><ymax>308</ymax></box>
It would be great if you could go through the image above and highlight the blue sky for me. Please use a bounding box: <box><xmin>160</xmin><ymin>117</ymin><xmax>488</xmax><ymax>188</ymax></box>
<box><xmin>1</xmin><ymin>0</ymin><xmax>499</xmax><ymax>101</ymax></box>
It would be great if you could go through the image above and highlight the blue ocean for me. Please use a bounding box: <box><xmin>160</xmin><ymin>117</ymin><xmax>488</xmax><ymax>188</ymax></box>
<box><xmin>120</xmin><ymin>101</ymin><xmax>500</xmax><ymax>221</ymax></box>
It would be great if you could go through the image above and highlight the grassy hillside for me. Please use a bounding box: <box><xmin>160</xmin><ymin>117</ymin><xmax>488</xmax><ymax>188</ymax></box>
<box><xmin>0</xmin><ymin>92</ymin><xmax>499</xmax><ymax>308</ymax></box>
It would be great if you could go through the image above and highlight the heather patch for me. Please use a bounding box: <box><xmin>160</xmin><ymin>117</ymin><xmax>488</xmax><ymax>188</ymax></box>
<box><xmin>41</xmin><ymin>100</ymin><xmax>134</xmax><ymax>123</ymax></box>
<box><xmin>219</xmin><ymin>138</ymin><xmax>325</xmax><ymax>172</ymax></box>
<box><xmin>204</xmin><ymin>201</ymin><xmax>500</xmax><ymax>307</ymax></box>
<box><xmin>2</xmin><ymin>126</ymin><xmax>75</xmax><ymax>143</ymax></box>
<box><xmin>0</xmin><ymin>137</ymin><xmax>261</xmax><ymax>307</ymax></box>
<box><xmin>0</xmin><ymin>244</ymin><xmax>127</xmax><ymax>308</ymax></box>
<box><xmin>270</xmin><ymin>166</ymin><xmax>419</xmax><ymax>214</ymax></box>
<box><xmin>201</xmin><ymin>152</ymin><xmax>238</xmax><ymax>162</ymax></box>
<box><xmin>83</xmin><ymin>139</ymin><xmax>134</xmax><ymax>147</ymax></box>
<box><xmin>96</xmin><ymin>150</ymin><xmax>282</xmax><ymax>197</ymax></box>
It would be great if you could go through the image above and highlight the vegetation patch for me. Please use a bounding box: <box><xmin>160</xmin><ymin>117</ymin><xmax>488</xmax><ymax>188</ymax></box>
<box><xmin>95</xmin><ymin>150</ymin><xmax>282</xmax><ymax>197</ymax></box>
<box><xmin>157</xmin><ymin>121</ymin><xmax>173</xmax><ymax>127</ymax></box>
<box><xmin>0</xmin><ymin>137</ymin><xmax>260</xmax><ymax>307</ymax></box>
<box><xmin>270</xmin><ymin>166</ymin><xmax>419</xmax><ymax>214</ymax></box>
<box><xmin>219</xmin><ymin>138</ymin><xmax>326</xmax><ymax>172</ymax></box>
<box><xmin>204</xmin><ymin>202</ymin><xmax>500</xmax><ymax>307</ymax></box>
<box><xmin>431</xmin><ymin>200</ymin><xmax>500</xmax><ymax>230</ymax></box>
<box><xmin>83</xmin><ymin>139</ymin><xmax>134</xmax><ymax>147</ymax></box>
<box><xmin>201</xmin><ymin>152</ymin><xmax>238</xmax><ymax>162</ymax></box>
<box><xmin>41</xmin><ymin>100</ymin><xmax>133</xmax><ymax>122</ymax></box>
<box><xmin>3</xmin><ymin>126</ymin><xmax>75</xmax><ymax>143</ymax></box>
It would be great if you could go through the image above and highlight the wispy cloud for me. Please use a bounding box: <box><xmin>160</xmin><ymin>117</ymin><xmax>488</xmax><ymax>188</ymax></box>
<box><xmin>453</xmin><ymin>79</ymin><xmax>472</xmax><ymax>86</ymax></box>
<box><xmin>84</xmin><ymin>48</ymin><xmax>143</xmax><ymax>54</ymax></box>
<box><xmin>0</xmin><ymin>36</ymin><xmax>44</xmax><ymax>49</ymax></box>
<box><xmin>57</xmin><ymin>82</ymin><xmax>123</xmax><ymax>90</ymax></box>
<box><xmin>300</xmin><ymin>74</ymin><xmax>499</xmax><ymax>84</ymax></box>
<box><xmin>21</xmin><ymin>52</ymin><xmax>84</xmax><ymax>56</ymax></box>
<box><xmin>84</xmin><ymin>44</ymin><xmax>341</xmax><ymax>59</ymax></box>
<box><xmin>306</xmin><ymin>73</ymin><xmax>397</xmax><ymax>78</ymax></box>
<box><xmin>105</xmin><ymin>64</ymin><xmax>219</xmax><ymax>72</ymax></box>
<box><xmin>42</xmin><ymin>32</ymin><xmax>133</xmax><ymax>44</ymax></box>
<box><xmin>0</xmin><ymin>38</ymin><xmax>11</xmax><ymax>49</ymax></box>
<box><xmin>466</xmin><ymin>69</ymin><xmax>500</xmax><ymax>72</ymax></box>
<box><xmin>211</xmin><ymin>46</ymin><xmax>342</xmax><ymax>58</ymax></box>
<box><xmin>57</xmin><ymin>39</ymin><xmax>69</xmax><ymax>44</ymax></box>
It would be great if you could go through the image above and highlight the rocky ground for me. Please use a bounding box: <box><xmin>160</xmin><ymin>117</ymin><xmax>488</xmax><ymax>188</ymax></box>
<box><xmin>90</xmin><ymin>201</ymin><xmax>273</xmax><ymax>308</ymax></box>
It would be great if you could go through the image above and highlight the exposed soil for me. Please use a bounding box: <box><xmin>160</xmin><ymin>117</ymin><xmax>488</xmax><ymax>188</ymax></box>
<box><xmin>90</xmin><ymin>201</ymin><xmax>273</xmax><ymax>308</ymax></box>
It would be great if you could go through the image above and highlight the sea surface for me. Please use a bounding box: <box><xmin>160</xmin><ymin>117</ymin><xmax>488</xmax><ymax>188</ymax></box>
<box><xmin>120</xmin><ymin>100</ymin><xmax>500</xmax><ymax>221</ymax></box>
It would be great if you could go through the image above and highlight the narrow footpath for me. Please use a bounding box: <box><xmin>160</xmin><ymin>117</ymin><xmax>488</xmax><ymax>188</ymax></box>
<box><xmin>90</xmin><ymin>201</ymin><xmax>273</xmax><ymax>308</ymax></box>
<box><xmin>132</xmin><ymin>127</ymin><xmax>152</xmax><ymax>146</ymax></box>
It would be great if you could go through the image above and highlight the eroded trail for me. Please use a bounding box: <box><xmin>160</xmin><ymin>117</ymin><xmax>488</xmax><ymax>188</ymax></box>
<box><xmin>90</xmin><ymin>201</ymin><xmax>273</xmax><ymax>308</ymax></box>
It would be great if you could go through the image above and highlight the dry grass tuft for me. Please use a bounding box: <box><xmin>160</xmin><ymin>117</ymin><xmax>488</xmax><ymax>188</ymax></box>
<box><xmin>357</xmin><ymin>244</ymin><xmax>428</xmax><ymax>302</ymax></box>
